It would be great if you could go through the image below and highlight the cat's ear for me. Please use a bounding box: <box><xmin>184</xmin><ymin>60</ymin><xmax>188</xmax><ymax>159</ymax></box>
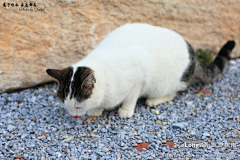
<box><xmin>46</xmin><ymin>67</ymin><xmax>71</xmax><ymax>82</ymax></box>
<box><xmin>81</xmin><ymin>72</ymin><xmax>96</xmax><ymax>89</ymax></box>
<box><xmin>79</xmin><ymin>71</ymin><xmax>96</xmax><ymax>98</ymax></box>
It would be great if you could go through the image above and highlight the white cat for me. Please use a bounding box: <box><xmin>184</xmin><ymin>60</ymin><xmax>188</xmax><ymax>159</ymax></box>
<box><xmin>46</xmin><ymin>23</ymin><xmax>235</xmax><ymax>118</ymax></box>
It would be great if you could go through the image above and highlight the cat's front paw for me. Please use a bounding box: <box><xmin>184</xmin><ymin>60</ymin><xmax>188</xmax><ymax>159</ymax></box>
<box><xmin>118</xmin><ymin>108</ymin><xmax>134</xmax><ymax>118</ymax></box>
<box><xmin>87</xmin><ymin>108</ymin><xmax>104</xmax><ymax>116</ymax></box>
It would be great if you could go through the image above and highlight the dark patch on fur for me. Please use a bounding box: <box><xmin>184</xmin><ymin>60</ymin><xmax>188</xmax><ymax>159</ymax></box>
<box><xmin>193</xmin><ymin>40</ymin><xmax>235</xmax><ymax>84</ymax></box>
<box><xmin>70</xmin><ymin>67</ymin><xmax>96</xmax><ymax>102</ymax></box>
<box><xmin>181</xmin><ymin>40</ymin><xmax>196</xmax><ymax>83</ymax></box>
<box><xmin>212</xmin><ymin>56</ymin><xmax>224</xmax><ymax>72</ymax></box>
<box><xmin>211</xmin><ymin>41</ymin><xmax>235</xmax><ymax>72</ymax></box>
<box><xmin>46</xmin><ymin>67</ymin><xmax>73</xmax><ymax>102</ymax></box>
<box><xmin>58</xmin><ymin>67</ymin><xmax>73</xmax><ymax>102</ymax></box>
<box><xmin>218</xmin><ymin>41</ymin><xmax>235</xmax><ymax>60</ymax></box>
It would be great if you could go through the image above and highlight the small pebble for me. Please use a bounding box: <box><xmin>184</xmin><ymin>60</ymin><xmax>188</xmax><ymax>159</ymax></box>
<box><xmin>162</xmin><ymin>121</ymin><xmax>168</xmax><ymax>125</ymax></box>
<box><xmin>172</xmin><ymin>122</ymin><xmax>188</xmax><ymax>130</ymax></box>
<box><xmin>7</xmin><ymin>125</ymin><xmax>16</xmax><ymax>132</ymax></box>
<box><xmin>102</xmin><ymin>147</ymin><xmax>109</xmax><ymax>152</ymax></box>
<box><xmin>89</xmin><ymin>154</ymin><xmax>97</xmax><ymax>160</ymax></box>
<box><xmin>87</xmin><ymin>126</ymin><xmax>92</xmax><ymax>131</ymax></box>
<box><xmin>56</xmin><ymin>152</ymin><xmax>62</xmax><ymax>158</ymax></box>
<box><xmin>203</xmin><ymin>132</ymin><xmax>210</xmax><ymax>137</ymax></box>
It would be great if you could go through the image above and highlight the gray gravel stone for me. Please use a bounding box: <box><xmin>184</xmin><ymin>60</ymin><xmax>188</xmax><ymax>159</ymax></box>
<box><xmin>203</xmin><ymin>132</ymin><xmax>210</xmax><ymax>137</ymax></box>
<box><xmin>172</xmin><ymin>122</ymin><xmax>188</xmax><ymax>130</ymax></box>
<box><xmin>7</xmin><ymin>125</ymin><xmax>16</xmax><ymax>132</ymax></box>
<box><xmin>89</xmin><ymin>154</ymin><xmax>97</xmax><ymax>160</ymax></box>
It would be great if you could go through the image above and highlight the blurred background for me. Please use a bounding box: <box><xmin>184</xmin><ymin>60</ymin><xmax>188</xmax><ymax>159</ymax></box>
<box><xmin>0</xmin><ymin>0</ymin><xmax>239</xmax><ymax>93</ymax></box>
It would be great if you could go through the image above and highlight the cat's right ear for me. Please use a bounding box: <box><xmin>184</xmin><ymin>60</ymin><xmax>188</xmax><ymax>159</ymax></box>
<box><xmin>46</xmin><ymin>68</ymin><xmax>71</xmax><ymax>82</ymax></box>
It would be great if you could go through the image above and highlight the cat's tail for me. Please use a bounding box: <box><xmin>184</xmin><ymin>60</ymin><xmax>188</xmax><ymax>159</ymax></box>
<box><xmin>194</xmin><ymin>40</ymin><xmax>235</xmax><ymax>84</ymax></box>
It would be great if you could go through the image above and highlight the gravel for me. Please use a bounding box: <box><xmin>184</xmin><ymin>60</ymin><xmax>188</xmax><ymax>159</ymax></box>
<box><xmin>0</xmin><ymin>59</ymin><xmax>240</xmax><ymax>159</ymax></box>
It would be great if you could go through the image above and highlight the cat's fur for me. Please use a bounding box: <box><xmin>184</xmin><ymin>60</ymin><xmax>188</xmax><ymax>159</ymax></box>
<box><xmin>46</xmin><ymin>23</ymin><xmax>235</xmax><ymax>118</ymax></box>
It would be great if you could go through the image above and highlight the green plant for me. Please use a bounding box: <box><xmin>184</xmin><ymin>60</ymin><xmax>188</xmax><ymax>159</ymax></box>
<box><xmin>196</xmin><ymin>49</ymin><xmax>213</xmax><ymax>66</ymax></box>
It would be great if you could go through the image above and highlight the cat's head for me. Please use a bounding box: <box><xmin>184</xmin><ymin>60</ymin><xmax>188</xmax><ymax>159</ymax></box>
<box><xmin>46</xmin><ymin>66</ymin><xmax>97</xmax><ymax>118</ymax></box>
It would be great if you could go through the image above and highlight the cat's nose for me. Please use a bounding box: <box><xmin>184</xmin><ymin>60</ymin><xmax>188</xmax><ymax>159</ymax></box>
<box><xmin>71</xmin><ymin>115</ymin><xmax>81</xmax><ymax>119</ymax></box>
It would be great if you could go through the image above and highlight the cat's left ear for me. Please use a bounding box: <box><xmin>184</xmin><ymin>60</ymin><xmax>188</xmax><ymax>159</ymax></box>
<box><xmin>75</xmin><ymin>67</ymin><xmax>96</xmax><ymax>100</ymax></box>
<box><xmin>81</xmin><ymin>72</ymin><xmax>96</xmax><ymax>89</ymax></box>
<box><xmin>46</xmin><ymin>67</ymin><xmax>71</xmax><ymax>82</ymax></box>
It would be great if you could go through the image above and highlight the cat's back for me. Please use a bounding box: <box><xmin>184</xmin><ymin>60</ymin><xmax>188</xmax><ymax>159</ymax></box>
<box><xmin>97</xmin><ymin>23</ymin><xmax>185</xmax><ymax>50</ymax></box>
<box><xmin>82</xmin><ymin>23</ymin><xmax>189</xmax><ymax>78</ymax></box>
<box><xmin>92</xmin><ymin>23</ymin><xmax>189</xmax><ymax>73</ymax></box>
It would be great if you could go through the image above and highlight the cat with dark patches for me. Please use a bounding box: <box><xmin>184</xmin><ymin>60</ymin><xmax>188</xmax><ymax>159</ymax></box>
<box><xmin>46</xmin><ymin>23</ymin><xmax>235</xmax><ymax>118</ymax></box>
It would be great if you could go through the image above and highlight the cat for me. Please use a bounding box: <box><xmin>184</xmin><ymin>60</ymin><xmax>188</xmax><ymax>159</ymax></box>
<box><xmin>46</xmin><ymin>23</ymin><xmax>235</xmax><ymax>118</ymax></box>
